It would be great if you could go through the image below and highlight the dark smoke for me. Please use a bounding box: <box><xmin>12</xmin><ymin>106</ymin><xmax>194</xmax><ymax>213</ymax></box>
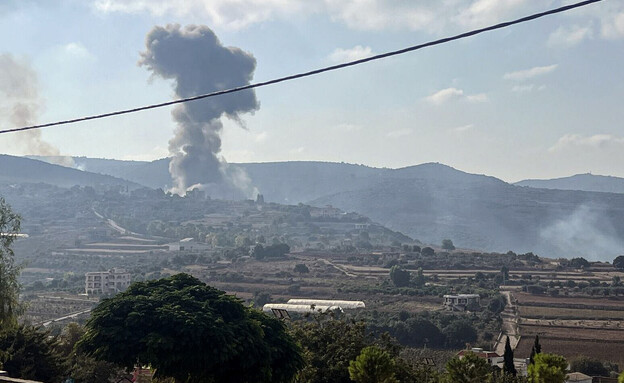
<box><xmin>139</xmin><ymin>24</ymin><xmax>259</xmax><ymax>196</ymax></box>
<box><xmin>0</xmin><ymin>54</ymin><xmax>74</xmax><ymax>167</ymax></box>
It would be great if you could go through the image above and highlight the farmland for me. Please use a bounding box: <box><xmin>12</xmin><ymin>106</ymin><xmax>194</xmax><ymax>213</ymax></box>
<box><xmin>514</xmin><ymin>291</ymin><xmax>624</xmax><ymax>365</ymax></box>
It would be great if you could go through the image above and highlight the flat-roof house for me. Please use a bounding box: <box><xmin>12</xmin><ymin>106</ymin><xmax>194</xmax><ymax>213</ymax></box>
<box><xmin>443</xmin><ymin>294</ymin><xmax>480</xmax><ymax>311</ymax></box>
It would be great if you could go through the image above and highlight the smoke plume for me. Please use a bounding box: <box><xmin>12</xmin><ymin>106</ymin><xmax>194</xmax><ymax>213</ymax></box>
<box><xmin>0</xmin><ymin>54</ymin><xmax>74</xmax><ymax>167</ymax></box>
<box><xmin>139</xmin><ymin>24</ymin><xmax>259</xmax><ymax>197</ymax></box>
<box><xmin>540</xmin><ymin>203</ymin><xmax>624</xmax><ymax>261</ymax></box>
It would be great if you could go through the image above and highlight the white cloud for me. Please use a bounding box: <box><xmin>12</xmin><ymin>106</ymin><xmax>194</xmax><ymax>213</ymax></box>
<box><xmin>62</xmin><ymin>42</ymin><xmax>95</xmax><ymax>60</ymax></box>
<box><xmin>449</xmin><ymin>124</ymin><xmax>475</xmax><ymax>134</ymax></box>
<box><xmin>503</xmin><ymin>64</ymin><xmax>558</xmax><ymax>81</ymax></box>
<box><xmin>328</xmin><ymin>45</ymin><xmax>373</xmax><ymax>63</ymax></box>
<box><xmin>466</xmin><ymin>93</ymin><xmax>488</xmax><ymax>103</ymax></box>
<box><xmin>510</xmin><ymin>84</ymin><xmax>546</xmax><ymax>93</ymax></box>
<box><xmin>425</xmin><ymin>87</ymin><xmax>487</xmax><ymax>105</ymax></box>
<box><xmin>548</xmin><ymin>25</ymin><xmax>593</xmax><ymax>47</ymax></box>
<box><xmin>548</xmin><ymin>134</ymin><xmax>624</xmax><ymax>152</ymax></box>
<box><xmin>90</xmin><ymin>0</ymin><xmax>550</xmax><ymax>33</ymax></box>
<box><xmin>91</xmin><ymin>1</ymin><xmax>624</xmax><ymax>41</ymax></box>
<box><xmin>601</xmin><ymin>11</ymin><xmax>624</xmax><ymax>39</ymax></box>
<box><xmin>93</xmin><ymin>0</ymin><xmax>313</xmax><ymax>29</ymax></box>
<box><xmin>386</xmin><ymin>128</ymin><xmax>412</xmax><ymax>138</ymax></box>
<box><xmin>454</xmin><ymin>0</ymin><xmax>534</xmax><ymax>29</ymax></box>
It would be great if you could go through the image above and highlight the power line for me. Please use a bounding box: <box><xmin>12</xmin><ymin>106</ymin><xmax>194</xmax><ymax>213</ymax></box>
<box><xmin>0</xmin><ymin>0</ymin><xmax>604</xmax><ymax>135</ymax></box>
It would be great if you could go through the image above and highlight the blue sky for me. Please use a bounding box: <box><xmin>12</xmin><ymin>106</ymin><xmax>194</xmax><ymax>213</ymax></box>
<box><xmin>1</xmin><ymin>0</ymin><xmax>623</xmax><ymax>182</ymax></box>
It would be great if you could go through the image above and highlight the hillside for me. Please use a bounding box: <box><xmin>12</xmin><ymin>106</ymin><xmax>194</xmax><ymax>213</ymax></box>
<box><xmin>516</xmin><ymin>173</ymin><xmax>624</xmax><ymax>194</ymax></box>
<box><xmin>0</xmin><ymin>155</ymin><xmax>142</xmax><ymax>190</ymax></box>
<box><xmin>23</xmin><ymin>156</ymin><xmax>624</xmax><ymax>260</ymax></box>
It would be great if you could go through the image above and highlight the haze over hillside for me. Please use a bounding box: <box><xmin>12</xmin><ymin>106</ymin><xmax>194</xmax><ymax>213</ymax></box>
<box><xmin>0</xmin><ymin>155</ymin><xmax>142</xmax><ymax>190</ymax></box>
<box><xmin>516</xmin><ymin>173</ymin><xmax>624</xmax><ymax>194</ymax></box>
<box><xmin>21</xmin><ymin>156</ymin><xmax>624</xmax><ymax>260</ymax></box>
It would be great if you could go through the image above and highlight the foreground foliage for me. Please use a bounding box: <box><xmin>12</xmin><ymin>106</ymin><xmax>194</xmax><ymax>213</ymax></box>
<box><xmin>78</xmin><ymin>273</ymin><xmax>303</xmax><ymax>383</ymax></box>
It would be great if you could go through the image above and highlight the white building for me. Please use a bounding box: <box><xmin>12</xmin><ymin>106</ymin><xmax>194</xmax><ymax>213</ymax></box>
<box><xmin>85</xmin><ymin>268</ymin><xmax>131</xmax><ymax>296</ymax></box>
<box><xmin>287</xmin><ymin>299</ymin><xmax>365</xmax><ymax>309</ymax></box>
<box><xmin>443</xmin><ymin>294</ymin><xmax>480</xmax><ymax>311</ymax></box>
<box><xmin>167</xmin><ymin>238</ymin><xmax>211</xmax><ymax>252</ymax></box>
<box><xmin>262</xmin><ymin>303</ymin><xmax>343</xmax><ymax>314</ymax></box>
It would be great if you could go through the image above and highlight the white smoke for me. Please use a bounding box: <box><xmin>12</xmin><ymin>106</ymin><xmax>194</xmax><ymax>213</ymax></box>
<box><xmin>540</xmin><ymin>203</ymin><xmax>624</xmax><ymax>261</ymax></box>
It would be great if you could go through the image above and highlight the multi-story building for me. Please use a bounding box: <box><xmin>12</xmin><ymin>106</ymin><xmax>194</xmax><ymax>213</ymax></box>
<box><xmin>85</xmin><ymin>268</ymin><xmax>131</xmax><ymax>296</ymax></box>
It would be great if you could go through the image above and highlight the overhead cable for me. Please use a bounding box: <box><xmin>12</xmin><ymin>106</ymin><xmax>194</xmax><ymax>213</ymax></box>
<box><xmin>0</xmin><ymin>0</ymin><xmax>603</xmax><ymax>135</ymax></box>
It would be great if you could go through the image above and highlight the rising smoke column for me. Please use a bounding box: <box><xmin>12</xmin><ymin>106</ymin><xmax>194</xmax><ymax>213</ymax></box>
<box><xmin>0</xmin><ymin>54</ymin><xmax>74</xmax><ymax>167</ymax></box>
<box><xmin>139</xmin><ymin>24</ymin><xmax>259</xmax><ymax>196</ymax></box>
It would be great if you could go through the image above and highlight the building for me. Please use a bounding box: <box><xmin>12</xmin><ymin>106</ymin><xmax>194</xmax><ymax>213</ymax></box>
<box><xmin>457</xmin><ymin>348</ymin><xmax>503</xmax><ymax>366</ymax></box>
<box><xmin>443</xmin><ymin>294</ymin><xmax>480</xmax><ymax>311</ymax></box>
<box><xmin>85</xmin><ymin>268</ymin><xmax>131</xmax><ymax>296</ymax></box>
<box><xmin>167</xmin><ymin>238</ymin><xmax>211</xmax><ymax>252</ymax></box>
<box><xmin>566</xmin><ymin>372</ymin><xmax>592</xmax><ymax>383</ymax></box>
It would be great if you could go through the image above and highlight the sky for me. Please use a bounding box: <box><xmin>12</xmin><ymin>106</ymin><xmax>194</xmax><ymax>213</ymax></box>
<box><xmin>0</xmin><ymin>0</ymin><xmax>623</xmax><ymax>183</ymax></box>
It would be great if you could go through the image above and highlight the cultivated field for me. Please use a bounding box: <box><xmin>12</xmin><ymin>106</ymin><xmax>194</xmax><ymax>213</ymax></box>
<box><xmin>515</xmin><ymin>292</ymin><xmax>624</xmax><ymax>365</ymax></box>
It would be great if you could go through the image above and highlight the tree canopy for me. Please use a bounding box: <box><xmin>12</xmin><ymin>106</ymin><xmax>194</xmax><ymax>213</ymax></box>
<box><xmin>445</xmin><ymin>352</ymin><xmax>490</xmax><ymax>383</ymax></box>
<box><xmin>528</xmin><ymin>353</ymin><xmax>567</xmax><ymax>383</ymax></box>
<box><xmin>0</xmin><ymin>197</ymin><xmax>23</xmax><ymax>327</ymax></box>
<box><xmin>77</xmin><ymin>273</ymin><xmax>303</xmax><ymax>383</ymax></box>
<box><xmin>348</xmin><ymin>346</ymin><xmax>398</xmax><ymax>383</ymax></box>
<box><xmin>389</xmin><ymin>265</ymin><xmax>410</xmax><ymax>287</ymax></box>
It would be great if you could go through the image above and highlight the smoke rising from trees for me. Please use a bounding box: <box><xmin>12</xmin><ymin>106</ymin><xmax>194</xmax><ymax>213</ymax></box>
<box><xmin>0</xmin><ymin>54</ymin><xmax>74</xmax><ymax>167</ymax></box>
<box><xmin>139</xmin><ymin>24</ymin><xmax>259</xmax><ymax>197</ymax></box>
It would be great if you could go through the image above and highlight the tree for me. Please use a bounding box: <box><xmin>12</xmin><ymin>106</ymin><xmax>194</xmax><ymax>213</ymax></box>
<box><xmin>413</xmin><ymin>267</ymin><xmax>426</xmax><ymax>287</ymax></box>
<box><xmin>348</xmin><ymin>346</ymin><xmax>398</xmax><ymax>383</ymax></box>
<box><xmin>614</xmin><ymin>255</ymin><xmax>624</xmax><ymax>270</ymax></box>
<box><xmin>77</xmin><ymin>273</ymin><xmax>303</xmax><ymax>383</ymax></box>
<box><xmin>58</xmin><ymin>323</ymin><xmax>124</xmax><ymax>383</ymax></box>
<box><xmin>294</xmin><ymin>263</ymin><xmax>310</xmax><ymax>274</ymax></box>
<box><xmin>290</xmin><ymin>319</ymin><xmax>369</xmax><ymax>383</ymax></box>
<box><xmin>0</xmin><ymin>325</ymin><xmax>65</xmax><ymax>382</ymax></box>
<box><xmin>445</xmin><ymin>352</ymin><xmax>490</xmax><ymax>383</ymax></box>
<box><xmin>528</xmin><ymin>353</ymin><xmax>567</xmax><ymax>383</ymax></box>
<box><xmin>421</xmin><ymin>247</ymin><xmax>435</xmax><ymax>256</ymax></box>
<box><xmin>569</xmin><ymin>257</ymin><xmax>589</xmax><ymax>269</ymax></box>
<box><xmin>569</xmin><ymin>357</ymin><xmax>609</xmax><ymax>377</ymax></box>
<box><xmin>619</xmin><ymin>370</ymin><xmax>624</xmax><ymax>383</ymax></box>
<box><xmin>0</xmin><ymin>197</ymin><xmax>23</xmax><ymax>327</ymax></box>
<box><xmin>533</xmin><ymin>335</ymin><xmax>542</xmax><ymax>355</ymax></box>
<box><xmin>503</xmin><ymin>336</ymin><xmax>516</xmax><ymax>376</ymax></box>
<box><xmin>443</xmin><ymin>319</ymin><xmax>477</xmax><ymax>348</ymax></box>
<box><xmin>441</xmin><ymin>239</ymin><xmax>455</xmax><ymax>251</ymax></box>
<box><xmin>389</xmin><ymin>265</ymin><xmax>410</xmax><ymax>287</ymax></box>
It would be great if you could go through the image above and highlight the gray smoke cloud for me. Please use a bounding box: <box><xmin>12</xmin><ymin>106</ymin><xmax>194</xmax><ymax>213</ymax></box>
<box><xmin>540</xmin><ymin>203</ymin><xmax>624</xmax><ymax>261</ymax></box>
<box><xmin>0</xmin><ymin>54</ymin><xmax>74</xmax><ymax>167</ymax></box>
<box><xmin>139</xmin><ymin>24</ymin><xmax>259</xmax><ymax>197</ymax></box>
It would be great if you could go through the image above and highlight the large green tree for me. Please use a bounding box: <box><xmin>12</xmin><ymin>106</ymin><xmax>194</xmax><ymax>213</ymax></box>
<box><xmin>0</xmin><ymin>325</ymin><xmax>65</xmax><ymax>382</ymax></box>
<box><xmin>389</xmin><ymin>265</ymin><xmax>410</xmax><ymax>287</ymax></box>
<box><xmin>0</xmin><ymin>197</ymin><xmax>23</xmax><ymax>327</ymax></box>
<box><xmin>348</xmin><ymin>346</ymin><xmax>397</xmax><ymax>383</ymax></box>
<box><xmin>444</xmin><ymin>352</ymin><xmax>490</xmax><ymax>383</ymax></box>
<box><xmin>527</xmin><ymin>353</ymin><xmax>567</xmax><ymax>383</ymax></box>
<box><xmin>77</xmin><ymin>273</ymin><xmax>303</xmax><ymax>383</ymax></box>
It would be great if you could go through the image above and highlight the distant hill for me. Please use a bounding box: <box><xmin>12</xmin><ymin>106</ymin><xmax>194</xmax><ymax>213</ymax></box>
<box><xmin>515</xmin><ymin>173</ymin><xmax>624</xmax><ymax>194</ymax></box>
<box><xmin>24</xmin><ymin>156</ymin><xmax>624</xmax><ymax>260</ymax></box>
<box><xmin>0</xmin><ymin>155</ymin><xmax>142</xmax><ymax>190</ymax></box>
